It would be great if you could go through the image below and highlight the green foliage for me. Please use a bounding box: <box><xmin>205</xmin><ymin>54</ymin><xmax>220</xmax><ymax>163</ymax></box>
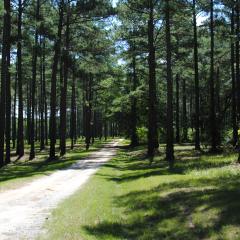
<box><xmin>136</xmin><ymin>126</ymin><xmax>148</xmax><ymax>144</ymax></box>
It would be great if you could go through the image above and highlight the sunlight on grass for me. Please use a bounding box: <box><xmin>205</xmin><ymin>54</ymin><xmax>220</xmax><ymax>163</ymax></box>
<box><xmin>40</xmin><ymin>143</ymin><xmax>240</xmax><ymax>240</ymax></box>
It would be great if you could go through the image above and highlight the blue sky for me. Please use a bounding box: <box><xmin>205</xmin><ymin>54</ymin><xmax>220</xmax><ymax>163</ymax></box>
<box><xmin>112</xmin><ymin>0</ymin><xmax>118</xmax><ymax>7</ymax></box>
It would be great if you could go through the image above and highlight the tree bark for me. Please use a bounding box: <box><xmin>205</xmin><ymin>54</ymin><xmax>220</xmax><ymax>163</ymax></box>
<box><xmin>236</xmin><ymin>1</ymin><xmax>240</xmax><ymax>154</ymax></box>
<box><xmin>12</xmin><ymin>69</ymin><xmax>17</xmax><ymax>150</ymax></box>
<box><xmin>209</xmin><ymin>0</ymin><xmax>217</xmax><ymax>152</ymax></box>
<box><xmin>16</xmin><ymin>0</ymin><xmax>24</xmax><ymax>157</ymax></box>
<box><xmin>27</xmin><ymin>81</ymin><xmax>31</xmax><ymax>145</ymax></box>
<box><xmin>49</xmin><ymin>0</ymin><xmax>64</xmax><ymax>160</ymax></box>
<box><xmin>29</xmin><ymin>0</ymin><xmax>40</xmax><ymax>160</ymax></box>
<box><xmin>182</xmin><ymin>77</ymin><xmax>188</xmax><ymax>141</ymax></box>
<box><xmin>231</xmin><ymin>6</ymin><xmax>238</xmax><ymax>146</ymax></box>
<box><xmin>175</xmin><ymin>74</ymin><xmax>180</xmax><ymax>143</ymax></box>
<box><xmin>104</xmin><ymin>121</ymin><xmax>108</xmax><ymax>140</ymax></box>
<box><xmin>5</xmin><ymin>22</ymin><xmax>11</xmax><ymax>164</ymax></box>
<box><xmin>147</xmin><ymin>0</ymin><xmax>159</xmax><ymax>156</ymax></box>
<box><xmin>130</xmin><ymin>53</ymin><xmax>139</xmax><ymax>147</ymax></box>
<box><xmin>193</xmin><ymin>0</ymin><xmax>200</xmax><ymax>150</ymax></box>
<box><xmin>85</xmin><ymin>75</ymin><xmax>92</xmax><ymax>150</ymax></box>
<box><xmin>165</xmin><ymin>0</ymin><xmax>174</xmax><ymax>167</ymax></box>
<box><xmin>0</xmin><ymin>0</ymin><xmax>11</xmax><ymax>166</ymax></box>
<box><xmin>60</xmin><ymin>1</ymin><xmax>70</xmax><ymax>155</ymax></box>
<box><xmin>70</xmin><ymin>69</ymin><xmax>76</xmax><ymax>150</ymax></box>
<box><xmin>42</xmin><ymin>37</ymin><xmax>48</xmax><ymax>146</ymax></box>
<box><xmin>40</xmin><ymin>36</ymin><xmax>45</xmax><ymax>151</ymax></box>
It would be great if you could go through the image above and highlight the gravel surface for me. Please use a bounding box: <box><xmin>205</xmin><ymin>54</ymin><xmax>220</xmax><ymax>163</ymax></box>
<box><xmin>0</xmin><ymin>141</ymin><xmax>119</xmax><ymax>240</ymax></box>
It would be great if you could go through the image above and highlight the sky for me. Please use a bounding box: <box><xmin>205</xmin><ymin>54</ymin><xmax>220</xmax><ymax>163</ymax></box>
<box><xmin>112</xmin><ymin>0</ymin><xmax>118</xmax><ymax>8</ymax></box>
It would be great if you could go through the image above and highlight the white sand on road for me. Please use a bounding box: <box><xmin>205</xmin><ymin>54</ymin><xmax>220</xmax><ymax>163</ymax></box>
<box><xmin>0</xmin><ymin>140</ymin><xmax>120</xmax><ymax>240</ymax></box>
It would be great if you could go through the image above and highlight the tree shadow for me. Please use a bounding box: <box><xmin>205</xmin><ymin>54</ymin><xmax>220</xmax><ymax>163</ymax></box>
<box><xmin>83</xmin><ymin>146</ymin><xmax>240</xmax><ymax>239</ymax></box>
<box><xmin>84</xmin><ymin>175</ymin><xmax>240</xmax><ymax>239</ymax></box>
<box><xmin>97</xmin><ymin>147</ymin><xmax>234</xmax><ymax>183</ymax></box>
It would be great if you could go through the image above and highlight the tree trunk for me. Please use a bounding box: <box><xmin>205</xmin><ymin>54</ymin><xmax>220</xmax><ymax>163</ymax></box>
<box><xmin>5</xmin><ymin>23</ymin><xmax>11</xmax><ymax>164</ymax></box>
<box><xmin>70</xmin><ymin>70</ymin><xmax>76</xmax><ymax>150</ymax></box>
<box><xmin>16</xmin><ymin>0</ymin><xmax>24</xmax><ymax>157</ymax></box>
<box><xmin>193</xmin><ymin>0</ymin><xmax>200</xmax><ymax>150</ymax></box>
<box><xmin>27</xmin><ymin>81</ymin><xmax>31</xmax><ymax>145</ymax></box>
<box><xmin>85</xmin><ymin>75</ymin><xmax>92</xmax><ymax>150</ymax></box>
<box><xmin>165</xmin><ymin>0</ymin><xmax>174</xmax><ymax>167</ymax></box>
<box><xmin>209</xmin><ymin>0</ymin><xmax>217</xmax><ymax>152</ymax></box>
<box><xmin>236</xmin><ymin>1</ymin><xmax>240</xmax><ymax>154</ymax></box>
<box><xmin>49</xmin><ymin>0</ymin><xmax>64</xmax><ymax>160</ymax></box>
<box><xmin>104</xmin><ymin>121</ymin><xmax>108</xmax><ymax>140</ymax></box>
<box><xmin>130</xmin><ymin>53</ymin><xmax>139</xmax><ymax>147</ymax></box>
<box><xmin>216</xmin><ymin>66</ymin><xmax>221</xmax><ymax>146</ymax></box>
<box><xmin>12</xmin><ymin>69</ymin><xmax>17</xmax><ymax>149</ymax></box>
<box><xmin>0</xmin><ymin>0</ymin><xmax>11</xmax><ymax>166</ymax></box>
<box><xmin>231</xmin><ymin>6</ymin><xmax>238</xmax><ymax>146</ymax></box>
<box><xmin>40</xmin><ymin>36</ymin><xmax>45</xmax><ymax>151</ymax></box>
<box><xmin>42</xmin><ymin>37</ymin><xmax>48</xmax><ymax>146</ymax></box>
<box><xmin>29</xmin><ymin>0</ymin><xmax>40</xmax><ymax>160</ymax></box>
<box><xmin>182</xmin><ymin>77</ymin><xmax>188</xmax><ymax>141</ymax></box>
<box><xmin>147</xmin><ymin>0</ymin><xmax>159</xmax><ymax>156</ymax></box>
<box><xmin>91</xmin><ymin>111</ymin><xmax>95</xmax><ymax>144</ymax></box>
<box><xmin>175</xmin><ymin>74</ymin><xmax>180</xmax><ymax>143</ymax></box>
<box><xmin>60</xmin><ymin>1</ymin><xmax>70</xmax><ymax>155</ymax></box>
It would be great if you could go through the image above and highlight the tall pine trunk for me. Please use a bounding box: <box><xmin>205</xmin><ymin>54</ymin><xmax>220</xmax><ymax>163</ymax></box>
<box><xmin>175</xmin><ymin>74</ymin><xmax>180</xmax><ymax>143</ymax></box>
<box><xmin>5</xmin><ymin>20</ymin><xmax>11</xmax><ymax>164</ymax></box>
<box><xmin>193</xmin><ymin>0</ymin><xmax>200</xmax><ymax>150</ymax></box>
<box><xmin>209</xmin><ymin>0</ymin><xmax>217</xmax><ymax>152</ymax></box>
<box><xmin>27</xmin><ymin>81</ymin><xmax>31</xmax><ymax>145</ymax></box>
<box><xmin>130</xmin><ymin>53</ymin><xmax>139</xmax><ymax>147</ymax></box>
<box><xmin>17</xmin><ymin>0</ymin><xmax>24</xmax><ymax>157</ymax></box>
<box><xmin>12</xmin><ymin>70</ymin><xmax>17</xmax><ymax>149</ymax></box>
<box><xmin>85</xmin><ymin>75</ymin><xmax>92</xmax><ymax>150</ymax></box>
<box><xmin>60</xmin><ymin>2</ymin><xmax>70</xmax><ymax>155</ymax></box>
<box><xmin>231</xmin><ymin>7</ymin><xmax>238</xmax><ymax>146</ymax></box>
<box><xmin>49</xmin><ymin>0</ymin><xmax>64</xmax><ymax>160</ymax></box>
<box><xmin>70</xmin><ymin>70</ymin><xmax>76</xmax><ymax>150</ymax></box>
<box><xmin>236</xmin><ymin>1</ymin><xmax>240</xmax><ymax>151</ymax></box>
<box><xmin>147</xmin><ymin>0</ymin><xmax>159</xmax><ymax>156</ymax></box>
<box><xmin>40</xmin><ymin>36</ymin><xmax>45</xmax><ymax>151</ymax></box>
<box><xmin>182</xmin><ymin>77</ymin><xmax>188</xmax><ymax>141</ymax></box>
<box><xmin>0</xmin><ymin>0</ymin><xmax>11</xmax><ymax>166</ymax></box>
<box><xmin>29</xmin><ymin>0</ymin><xmax>40</xmax><ymax>160</ymax></box>
<box><xmin>42</xmin><ymin>38</ymin><xmax>48</xmax><ymax>146</ymax></box>
<box><xmin>104</xmin><ymin>121</ymin><xmax>108</xmax><ymax>140</ymax></box>
<box><xmin>165</xmin><ymin>0</ymin><xmax>174</xmax><ymax>167</ymax></box>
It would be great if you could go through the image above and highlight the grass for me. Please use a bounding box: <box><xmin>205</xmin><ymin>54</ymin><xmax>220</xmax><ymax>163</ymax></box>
<box><xmin>40</xmin><ymin>141</ymin><xmax>240</xmax><ymax>240</ymax></box>
<box><xmin>0</xmin><ymin>139</ymin><xmax>111</xmax><ymax>191</ymax></box>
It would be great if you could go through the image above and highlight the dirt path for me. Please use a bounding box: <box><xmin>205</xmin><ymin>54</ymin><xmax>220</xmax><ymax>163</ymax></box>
<box><xmin>0</xmin><ymin>141</ymin><xmax>120</xmax><ymax>240</ymax></box>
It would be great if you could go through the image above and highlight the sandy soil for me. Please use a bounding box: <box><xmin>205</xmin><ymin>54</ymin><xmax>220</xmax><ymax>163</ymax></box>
<box><xmin>0</xmin><ymin>141</ymin><xmax>119</xmax><ymax>240</ymax></box>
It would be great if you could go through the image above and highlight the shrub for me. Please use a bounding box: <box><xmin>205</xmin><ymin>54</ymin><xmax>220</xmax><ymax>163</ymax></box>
<box><xmin>137</xmin><ymin>127</ymin><xmax>148</xmax><ymax>144</ymax></box>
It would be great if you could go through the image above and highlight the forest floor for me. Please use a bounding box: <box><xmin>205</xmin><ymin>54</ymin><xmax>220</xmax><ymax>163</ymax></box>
<box><xmin>0</xmin><ymin>140</ymin><xmax>120</xmax><ymax>240</ymax></box>
<box><xmin>39</xmin><ymin>141</ymin><xmax>240</xmax><ymax>240</ymax></box>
